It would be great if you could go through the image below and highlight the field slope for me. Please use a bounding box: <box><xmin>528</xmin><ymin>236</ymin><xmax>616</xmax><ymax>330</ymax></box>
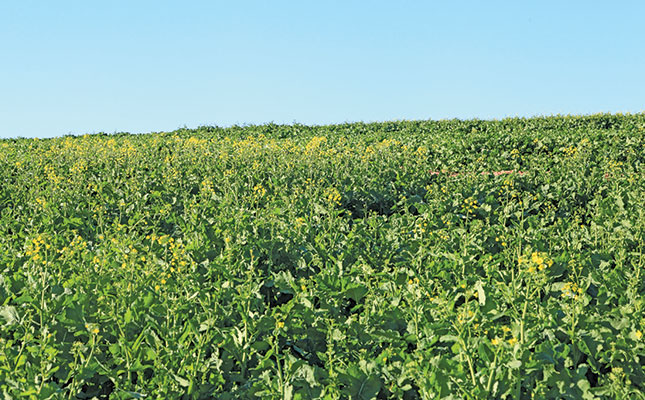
<box><xmin>1</xmin><ymin>114</ymin><xmax>645</xmax><ymax>398</ymax></box>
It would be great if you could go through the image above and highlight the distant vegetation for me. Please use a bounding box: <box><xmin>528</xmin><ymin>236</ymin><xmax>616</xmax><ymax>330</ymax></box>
<box><xmin>1</xmin><ymin>114</ymin><xmax>645</xmax><ymax>398</ymax></box>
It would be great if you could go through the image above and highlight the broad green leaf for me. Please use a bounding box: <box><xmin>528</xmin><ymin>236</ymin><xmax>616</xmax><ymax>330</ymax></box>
<box><xmin>0</xmin><ymin>306</ymin><xmax>18</xmax><ymax>326</ymax></box>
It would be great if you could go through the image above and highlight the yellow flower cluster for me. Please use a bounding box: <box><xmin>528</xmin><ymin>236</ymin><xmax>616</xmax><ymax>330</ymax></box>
<box><xmin>416</xmin><ymin>146</ymin><xmax>428</xmax><ymax>157</ymax></box>
<box><xmin>518</xmin><ymin>251</ymin><xmax>553</xmax><ymax>273</ymax></box>
<box><xmin>462</xmin><ymin>197</ymin><xmax>479</xmax><ymax>214</ymax></box>
<box><xmin>184</xmin><ymin>137</ymin><xmax>208</xmax><ymax>147</ymax></box>
<box><xmin>44</xmin><ymin>164</ymin><xmax>63</xmax><ymax>185</ymax></box>
<box><xmin>497</xmin><ymin>178</ymin><xmax>514</xmax><ymax>196</ymax></box>
<box><xmin>325</xmin><ymin>188</ymin><xmax>342</xmax><ymax>206</ymax></box>
<box><xmin>416</xmin><ymin>220</ymin><xmax>428</xmax><ymax>234</ymax></box>
<box><xmin>491</xmin><ymin>325</ymin><xmax>517</xmax><ymax>346</ymax></box>
<box><xmin>147</xmin><ymin>234</ymin><xmax>190</xmax><ymax>272</ymax></box>
<box><xmin>363</xmin><ymin>146</ymin><xmax>375</xmax><ymax>157</ymax></box>
<box><xmin>68</xmin><ymin>234</ymin><xmax>88</xmax><ymax>252</ymax></box>
<box><xmin>201</xmin><ymin>178</ymin><xmax>215</xmax><ymax>196</ymax></box>
<box><xmin>606</xmin><ymin>160</ymin><xmax>623</xmax><ymax>174</ymax></box>
<box><xmin>305</xmin><ymin>136</ymin><xmax>327</xmax><ymax>155</ymax></box>
<box><xmin>377</xmin><ymin>138</ymin><xmax>399</xmax><ymax>149</ymax></box>
<box><xmin>70</xmin><ymin>159</ymin><xmax>88</xmax><ymax>177</ymax></box>
<box><xmin>85</xmin><ymin>323</ymin><xmax>100</xmax><ymax>335</ymax></box>
<box><xmin>456</xmin><ymin>306</ymin><xmax>475</xmax><ymax>325</ymax></box>
<box><xmin>440</xmin><ymin>215</ymin><xmax>451</xmax><ymax>226</ymax></box>
<box><xmin>561</xmin><ymin>281</ymin><xmax>584</xmax><ymax>300</ymax></box>
<box><xmin>253</xmin><ymin>184</ymin><xmax>266</xmax><ymax>197</ymax></box>
<box><xmin>25</xmin><ymin>234</ymin><xmax>49</xmax><ymax>264</ymax></box>
<box><xmin>407</xmin><ymin>277</ymin><xmax>420</xmax><ymax>286</ymax></box>
<box><xmin>562</xmin><ymin>146</ymin><xmax>578</xmax><ymax>156</ymax></box>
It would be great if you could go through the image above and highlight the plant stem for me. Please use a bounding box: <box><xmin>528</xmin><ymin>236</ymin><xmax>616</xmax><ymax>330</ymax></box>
<box><xmin>486</xmin><ymin>349</ymin><xmax>499</xmax><ymax>394</ymax></box>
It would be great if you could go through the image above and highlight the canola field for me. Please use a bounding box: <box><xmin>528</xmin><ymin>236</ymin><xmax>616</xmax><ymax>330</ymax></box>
<box><xmin>1</xmin><ymin>114</ymin><xmax>645</xmax><ymax>399</ymax></box>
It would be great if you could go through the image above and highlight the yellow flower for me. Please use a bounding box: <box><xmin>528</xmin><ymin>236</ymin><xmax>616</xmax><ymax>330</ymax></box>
<box><xmin>635</xmin><ymin>330</ymin><xmax>643</xmax><ymax>340</ymax></box>
<box><xmin>253</xmin><ymin>184</ymin><xmax>266</xmax><ymax>197</ymax></box>
<box><xmin>508</xmin><ymin>337</ymin><xmax>518</xmax><ymax>345</ymax></box>
<box><xmin>277</xmin><ymin>321</ymin><xmax>285</xmax><ymax>329</ymax></box>
<box><xmin>561</xmin><ymin>282</ymin><xmax>581</xmax><ymax>299</ymax></box>
<box><xmin>85</xmin><ymin>324</ymin><xmax>99</xmax><ymax>335</ymax></box>
<box><xmin>326</xmin><ymin>188</ymin><xmax>342</xmax><ymax>205</ymax></box>
<box><xmin>491</xmin><ymin>338</ymin><xmax>499</xmax><ymax>345</ymax></box>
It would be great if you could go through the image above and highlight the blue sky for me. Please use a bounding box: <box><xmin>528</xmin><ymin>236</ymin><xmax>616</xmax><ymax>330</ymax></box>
<box><xmin>1</xmin><ymin>1</ymin><xmax>644</xmax><ymax>138</ymax></box>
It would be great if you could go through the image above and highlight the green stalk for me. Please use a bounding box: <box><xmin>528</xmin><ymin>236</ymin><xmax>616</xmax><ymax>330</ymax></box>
<box><xmin>485</xmin><ymin>348</ymin><xmax>499</xmax><ymax>394</ymax></box>
<box><xmin>465</xmin><ymin>352</ymin><xmax>476</xmax><ymax>387</ymax></box>
<box><xmin>520</xmin><ymin>284</ymin><xmax>531</xmax><ymax>344</ymax></box>
<box><xmin>274</xmin><ymin>336</ymin><xmax>285</xmax><ymax>397</ymax></box>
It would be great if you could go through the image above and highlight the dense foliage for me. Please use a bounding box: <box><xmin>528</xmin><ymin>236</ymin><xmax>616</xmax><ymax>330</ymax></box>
<box><xmin>1</xmin><ymin>114</ymin><xmax>645</xmax><ymax>399</ymax></box>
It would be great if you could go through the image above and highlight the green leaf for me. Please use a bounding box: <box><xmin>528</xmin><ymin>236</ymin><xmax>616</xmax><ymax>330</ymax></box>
<box><xmin>172</xmin><ymin>373</ymin><xmax>191</xmax><ymax>387</ymax></box>
<box><xmin>478</xmin><ymin>342</ymin><xmax>494</xmax><ymax>363</ymax></box>
<box><xmin>439</xmin><ymin>335</ymin><xmax>459</xmax><ymax>343</ymax></box>
<box><xmin>143</xmin><ymin>292</ymin><xmax>154</xmax><ymax>307</ymax></box>
<box><xmin>343</xmin><ymin>284</ymin><xmax>368</xmax><ymax>302</ymax></box>
<box><xmin>474</xmin><ymin>280</ymin><xmax>486</xmax><ymax>306</ymax></box>
<box><xmin>356</xmin><ymin>376</ymin><xmax>381</xmax><ymax>400</ymax></box>
<box><xmin>0</xmin><ymin>306</ymin><xmax>18</xmax><ymax>326</ymax></box>
<box><xmin>124</xmin><ymin>308</ymin><xmax>133</xmax><ymax>324</ymax></box>
<box><xmin>122</xmin><ymin>391</ymin><xmax>147</xmax><ymax>399</ymax></box>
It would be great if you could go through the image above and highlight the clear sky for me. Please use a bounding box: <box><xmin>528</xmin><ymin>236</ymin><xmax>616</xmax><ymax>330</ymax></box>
<box><xmin>1</xmin><ymin>1</ymin><xmax>644</xmax><ymax>138</ymax></box>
